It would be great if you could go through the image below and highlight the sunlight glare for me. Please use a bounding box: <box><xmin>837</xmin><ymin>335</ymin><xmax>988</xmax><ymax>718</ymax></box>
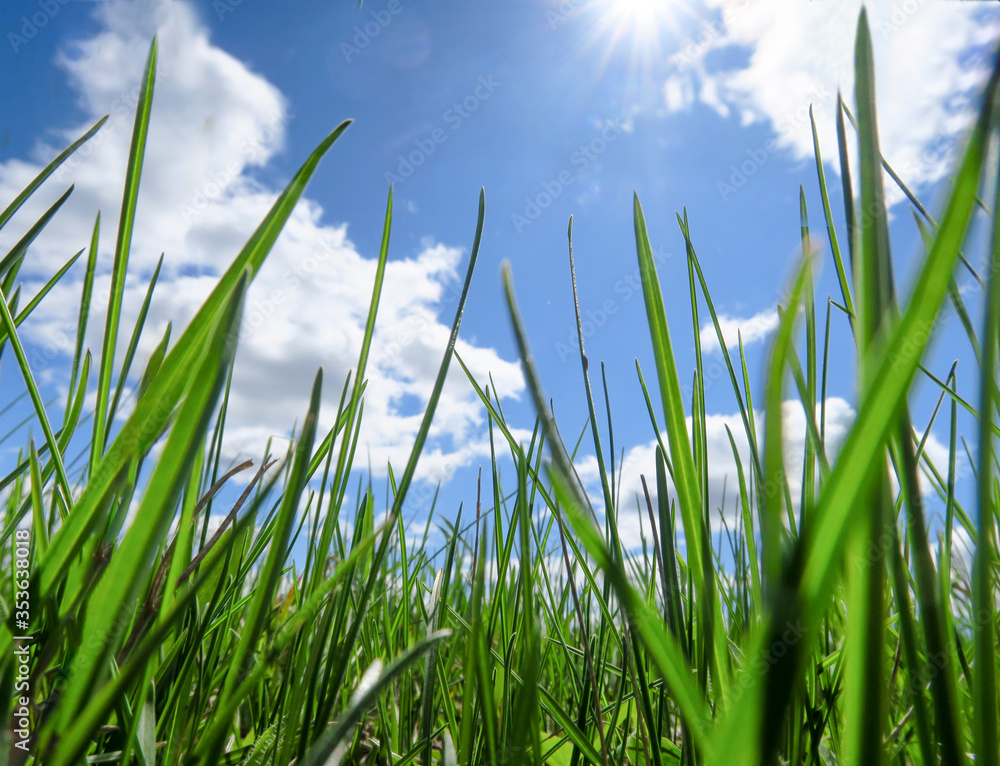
<box><xmin>613</xmin><ymin>0</ymin><xmax>662</xmax><ymax>30</ymax></box>
<box><xmin>589</xmin><ymin>0</ymin><xmax>681</xmax><ymax>71</ymax></box>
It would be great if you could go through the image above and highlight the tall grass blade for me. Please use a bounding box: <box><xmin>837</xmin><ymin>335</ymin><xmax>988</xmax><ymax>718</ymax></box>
<box><xmin>91</xmin><ymin>37</ymin><xmax>158</xmax><ymax>469</ymax></box>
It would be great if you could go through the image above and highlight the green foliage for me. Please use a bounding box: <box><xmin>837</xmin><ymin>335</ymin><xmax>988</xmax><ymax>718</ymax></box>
<box><xmin>0</xmin><ymin>10</ymin><xmax>997</xmax><ymax>765</ymax></box>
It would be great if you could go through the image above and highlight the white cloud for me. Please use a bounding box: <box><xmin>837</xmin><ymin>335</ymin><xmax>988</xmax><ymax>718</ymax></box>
<box><xmin>699</xmin><ymin>307</ymin><xmax>779</xmax><ymax>353</ymax></box>
<box><xmin>668</xmin><ymin>0</ymin><xmax>1000</xmax><ymax>193</ymax></box>
<box><xmin>0</xmin><ymin>0</ymin><xmax>523</xmax><ymax>486</ymax></box>
<box><xmin>576</xmin><ymin>397</ymin><xmax>856</xmax><ymax>549</ymax></box>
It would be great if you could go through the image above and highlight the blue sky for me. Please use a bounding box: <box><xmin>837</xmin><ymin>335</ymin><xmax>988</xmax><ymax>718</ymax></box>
<box><xmin>1</xmin><ymin>0</ymin><xmax>997</xmax><ymax>550</ymax></box>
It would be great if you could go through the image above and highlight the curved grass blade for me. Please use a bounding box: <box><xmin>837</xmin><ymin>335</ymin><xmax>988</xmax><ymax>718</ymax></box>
<box><xmin>810</xmin><ymin>105</ymin><xmax>856</xmax><ymax>324</ymax></box>
<box><xmin>299</xmin><ymin>633</ymin><xmax>451</xmax><ymax>766</ymax></box>
<box><xmin>0</xmin><ymin>247</ymin><xmax>84</xmax><ymax>349</ymax></box>
<box><xmin>0</xmin><ymin>185</ymin><xmax>74</xmax><ymax>280</ymax></box>
<box><xmin>0</xmin><ymin>115</ymin><xmax>106</xmax><ymax>232</ymax></box>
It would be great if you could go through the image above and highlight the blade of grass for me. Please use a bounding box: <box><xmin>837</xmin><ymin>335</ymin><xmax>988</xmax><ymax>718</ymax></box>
<box><xmin>971</xmin><ymin>98</ymin><xmax>1000</xmax><ymax>766</ymax></box>
<box><xmin>91</xmin><ymin>37</ymin><xmax>158</xmax><ymax>469</ymax></box>
<box><xmin>0</xmin><ymin>115</ymin><xmax>106</xmax><ymax>232</ymax></box>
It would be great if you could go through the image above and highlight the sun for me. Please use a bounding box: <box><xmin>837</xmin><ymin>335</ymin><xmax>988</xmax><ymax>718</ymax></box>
<box><xmin>586</xmin><ymin>0</ymin><xmax>683</xmax><ymax>72</ymax></box>
<box><xmin>611</xmin><ymin>0</ymin><xmax>663</xmax><ymax>31</ymax></box>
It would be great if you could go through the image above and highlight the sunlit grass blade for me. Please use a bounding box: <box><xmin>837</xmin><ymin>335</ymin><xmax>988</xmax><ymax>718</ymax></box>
<box><xmin>0</xmin><ymin>184</ymin><xmax>74</xmax><ymax>280</ymax></box>
<box><xmin>91</xmin><ymin>37</ymin><xmax>158</xmax><ymax>471</ymax></box>
<box><xmin>0</xmin><ymin>247</ymin><xmax>84</xmax><ymax>349</ymax></box>
<box><xmin>685</xmin><ymin>228</ymin><xmax>762</xmax><ymax>486</ymax></box>
<box><xmin>842</xmin><ymin>14</ymin><xmax>892</xmax><ymax>764</ymax></box>
<box><xmin>810</xmin><ymin>105</ymin><xmax>856</xmax><ymax>323</ymax></box>
<box><xmin>0</xmin><ymin>115</ymin><xmax>106</xmax><ymax>232</ymax></box>
<box><xmin>317</xmin><ymin>187</ymin><xmax>391</xmax><ymax>512</ymax></box>
<box><xmin>105</xmin><ymin>253</ymin><xmax>164</xmax><ymax>430</ymax></box>
<box><xmin>706</xmin><ymin>251</ymin><xmax>812</xmax><ymax>766</ymax></box>
<box><xmin>567</xmin><ymin>215</ymin><xmax>616</xmax><ymax>540</ymax></box>
<box><xmin>67</xmin><ymin>212</ymin><xmax>101</xmax><ymax>417</ymax></box>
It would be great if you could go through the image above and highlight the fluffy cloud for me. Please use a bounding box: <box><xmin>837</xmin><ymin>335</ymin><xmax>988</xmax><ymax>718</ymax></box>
<box><xmin>666</xmin><ymin>0</ymin><xmax>1000</xmax><ymax>194</ymax></box>
<box><xmin>699</xmin><ymin>307</ymin><xmax>779</xmax><ymax>353</ymax></box>
<box><xmin>0</xmin><ymin>0</ymin><xmax>523</xmax><ymax>488</ymax></box>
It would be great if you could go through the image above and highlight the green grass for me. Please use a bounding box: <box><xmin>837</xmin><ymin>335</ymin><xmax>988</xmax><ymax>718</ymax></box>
<box><xmin>0</xmin><ymin>10</ymin><xmax>998</xmax><ymax>765</ymax></box>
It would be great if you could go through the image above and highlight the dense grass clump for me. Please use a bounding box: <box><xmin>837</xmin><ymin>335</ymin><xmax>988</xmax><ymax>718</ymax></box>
<box><xmin>0</xmin><ymin>9</ymin><xmax>997</xmax><ymax>765</ymax></box>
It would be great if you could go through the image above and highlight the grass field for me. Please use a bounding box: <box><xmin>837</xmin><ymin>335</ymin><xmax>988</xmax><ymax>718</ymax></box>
<box><xmin>0</xmin><ymin>8</ymin><xmax>998</xmax><ymax>765</ymax></box>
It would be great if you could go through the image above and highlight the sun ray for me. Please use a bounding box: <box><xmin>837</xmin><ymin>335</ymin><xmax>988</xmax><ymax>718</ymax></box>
<box><xmin>564</xmin><ymin>0</ymin><xmax>697</xmax><ymax>93</ymax></box>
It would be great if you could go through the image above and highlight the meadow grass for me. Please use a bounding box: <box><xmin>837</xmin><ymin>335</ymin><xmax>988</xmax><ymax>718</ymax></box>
<box><xmin>0</xmin><ymin>9</ymin><xmax>997</xmax><ymax>765</ymax></box>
